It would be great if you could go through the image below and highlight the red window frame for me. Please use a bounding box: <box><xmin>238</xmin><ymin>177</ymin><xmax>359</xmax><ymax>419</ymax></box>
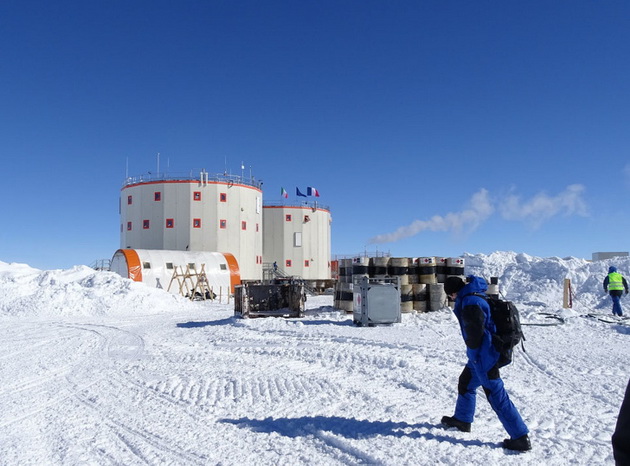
<box><xmin>143</xmin><ymin>219</ymin><xmax>150</xmax><ymax>229</ymax></box>
<box><xmin>166</xmin><ymin>218</ymin><xmax>174</xmax><ymax>228</ymax></box>
<box><xmin>127</xmin><ymin>195</ymin><xmax>132</xmax><ymax>205</ymax></box>
<box><xmin>193</xmin><ymin>191</ymin><xmax>201</xmax><ymax>201</ymax></box>
<box><xmin>285</xmin><ymin>259</ymin><xmax>292</xmax><ymax>267</ymax></box>
<box><xmin>241</xmin><ymin>221</ymin><xmax>247</xmax><ymax>230</ymax></box>
<box><xmin>154</xmin><ymin>191</ymin><xmax>161</xmax><ymax>201</ymax></box>
<box><xmin>220</xmin><ymin>193</ymin><xmax>227</xmax><ymax>202</ymax></box>
<box><xmin>127</xmin><ymin>221</ymin><xmax>132</xmax><ymax>231</ymax></box>
<box><xmin>193</xmin><ymin>218</ymin><xmax>201</xmax><ymax>228</ymax></box>
<box><xmin>285</xmin><ymin>214</ymin><xmax>292</xmax><ymax>222</ymax></box>
<box><xmin>220</xmin><ymin>219</ymin><xmax>227</xmax><ymax>229</ymax></box>
<box><xmin>304</xmin><ymin>260</ymin><xmax>310</xmax><ymax>267</ymax></box>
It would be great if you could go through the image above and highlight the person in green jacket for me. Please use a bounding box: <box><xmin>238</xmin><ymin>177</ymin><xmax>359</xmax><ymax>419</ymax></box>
<box><xmin>603</xmin><ymin>266</ymin><xmax>629</xmax><ymax>316</ymax></box>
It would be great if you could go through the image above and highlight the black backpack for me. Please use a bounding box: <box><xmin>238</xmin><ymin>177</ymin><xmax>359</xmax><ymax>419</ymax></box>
<box><xmin>474</xmin><ymin>293</ymin><xmax>525</xmax><ymax>367</ymax></box>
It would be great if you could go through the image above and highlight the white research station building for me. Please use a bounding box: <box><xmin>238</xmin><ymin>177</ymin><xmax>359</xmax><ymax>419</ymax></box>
<box><xmin>112</xmin><ymin>169</ymin><xmax>332</xmax><ymax>294</ymax></box>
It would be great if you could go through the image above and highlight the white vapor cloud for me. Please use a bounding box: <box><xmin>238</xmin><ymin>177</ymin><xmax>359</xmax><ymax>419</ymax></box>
<box><xmin>498</xmin><ymin>184</ymin><xmax>588</xmax><ymax>228</ymax></box>
<box><xmin>369</xmin><ymin>185</ymin><xmax>588</xmax><ymax>244</ymax></box>
<box><xmin>369</xmin><ymin>189</ymin><xmax>494</xmax><ymax>244</ymax></box>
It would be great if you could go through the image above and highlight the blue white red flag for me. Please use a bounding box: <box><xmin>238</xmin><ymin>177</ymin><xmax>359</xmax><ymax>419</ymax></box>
<box><xmin>307</xmin><ymin>186</ymin><xmax>320</xmax><ymax>197</ymax></box>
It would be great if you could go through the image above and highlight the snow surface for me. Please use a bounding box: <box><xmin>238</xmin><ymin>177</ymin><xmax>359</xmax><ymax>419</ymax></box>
<box><xmin>1</xmin><ymin>252</ymin><xmax>629</xmax><ymax>465</ymax></box>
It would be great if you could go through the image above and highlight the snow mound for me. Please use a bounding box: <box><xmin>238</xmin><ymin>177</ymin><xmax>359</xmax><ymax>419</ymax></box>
<box><xmin>1</xmin><ymin>251</ymin><xmax>629</xmax><ymax>318</ymax></box>
<box><xmin>0</xmin><ymin>261</ymin><xmax>196</xmax><ymax>317</ymax></box>
<box><xmin>463</xmin><ymin>251</ymin><xmax>630</xmax><ymax>314</ymax></box>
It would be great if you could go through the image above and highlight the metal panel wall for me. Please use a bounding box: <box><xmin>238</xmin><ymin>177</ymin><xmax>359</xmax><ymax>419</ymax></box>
<box><xmin>120</xmin><ymin>179</ymin><xmax>262</xmax><ymax>281</ymax></box>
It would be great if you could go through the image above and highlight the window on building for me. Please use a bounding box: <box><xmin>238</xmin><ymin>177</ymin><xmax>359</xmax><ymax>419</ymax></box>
<box><xmin>220</xmin><ymin>264</ymin><xmax>227</xmax><ymax>270</ymax></box>
<box><xmin>127</xmin><ymin>222</ymin><xmax>132</xmax><ymax>231</ymax></box>
<box><xmin>143</xmin><ymin>262</ymin><xmax>151</xmax><ymax>269</ymax></box>
<box><xmin>166</xmin><ymin>218</ymin><xmax>174</xmax><ymax>228</ymax></box>
<box><xmin>294</xmin><ymin>232</ymin><xmax>302</xmax><ymax>247</ymax></box>
<box><xmin>285</xmin><ymin>259</ymin><xmax>292</xmax><ymax>267</ymax></box>
<box><xmin>193</xmin><ymin>191</ymin><xmax>201</xmax><ymax>201</ymax></box>
<box><xmin>193</xmin><ymin>218</ymin><xmax>201</xmax><ymax>228</ymax></box>
<box><xmin>285</xmin><ymin>214</ymin><xmax>292</xmax><ymax>222</ymax></box>
<box><xmin>154</xmin><ymin>192</ymin><xmax>161</xmax><ymax>201</ymax></box>
<box><xmin>166</xmin><ymin>263</ymin><xmax>173</xmax><ymax>270</ymax></box>
<box><xmin>304</xmin><ymin>215</ymin><xmax>310</xmax><ymax>223</ymax></box>
<box><xmin>305</xmin><ymin>260</ymin><xmax>310</xmax><ymax>267</ymax></box>
<box><xmin>241</xmin><ymin>221</ymin><xmax>247</xmax><ymax>230</ymax></box>
<box><xmin>127</xmin><ymin>195</ymin><xmax>132</xmax><ymax>205</ymax></box>
<box><xmin>188</xmin><ymin>263</ymin><xmax>196</xmax><ymax>270</ymax></box>
<box><xmin>220</xmin><ymin>219</ymin><xmax>227</xmax><ymax>229</ymax></box>
<box><xmin>256</xmin><ymin>223</ymin><xmax>259</xmax><ymax>232</ymax></box>
<box><xmin>143</xmin><ymin>220</ymin><xmax>150</xmax><ymax>229</ymax></box>
<box><xmin>220</xmin><ymin>193</ymin><xmax>227</xmax><ymax>202</ymax></box>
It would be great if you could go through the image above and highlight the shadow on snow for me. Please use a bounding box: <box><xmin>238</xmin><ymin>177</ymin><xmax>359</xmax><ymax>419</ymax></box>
<box><xmin>219</xmin><ymin>415</ymin><xmax>495</xmax><ymax>448</ymax></box>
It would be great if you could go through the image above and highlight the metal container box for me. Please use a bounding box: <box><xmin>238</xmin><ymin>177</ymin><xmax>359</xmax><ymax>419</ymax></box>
<box><xmin>353</xmin><ymin>276</ymin><xmax>401</xmax><ymax>326</ymax></box>
<box><xmin>235</xmin><ymin>280</ymin><xmax>305</xmax><ymax>318</ymax></box>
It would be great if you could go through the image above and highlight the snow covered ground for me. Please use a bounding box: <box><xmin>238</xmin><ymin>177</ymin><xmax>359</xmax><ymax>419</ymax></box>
<box><xmin>1</xmin><ymin>252</ymin><xmax>628</xmax><ymax>465</ymax></box>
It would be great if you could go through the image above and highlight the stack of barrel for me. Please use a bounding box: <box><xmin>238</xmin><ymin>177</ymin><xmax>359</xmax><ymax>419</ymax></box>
<box><xmin>333</xmin><ymin>256</ymin><xmax>465</xmax><ymax>313</ymax></box>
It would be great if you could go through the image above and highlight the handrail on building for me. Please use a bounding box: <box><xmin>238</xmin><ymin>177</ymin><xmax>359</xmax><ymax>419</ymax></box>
<box><xmin>122</xmin><ymin>170</ymin><xmax>263</xmax><ymax>190</ymax></box>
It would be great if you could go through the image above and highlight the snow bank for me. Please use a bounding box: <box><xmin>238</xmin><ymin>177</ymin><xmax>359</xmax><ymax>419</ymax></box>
<box><xmin>2</xmin><ymin>251</ymin><xmax>629</xmax><ymax>318</ymax></box>
<box><xmin>0</xmin><ymin>261</ymin><xmax>196</xmax><ymax>317</ymax></box>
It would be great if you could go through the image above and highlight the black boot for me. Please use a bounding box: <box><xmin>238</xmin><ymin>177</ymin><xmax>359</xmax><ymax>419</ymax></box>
<box><xmin>440</xmin><ymin>416</ymin><xmax>471</xmax><ymax>432</ymax></box>
<box><xmin>502</xmin><ymin>434</ymin><xmax>531</xmax><ymax>451</ymax></box>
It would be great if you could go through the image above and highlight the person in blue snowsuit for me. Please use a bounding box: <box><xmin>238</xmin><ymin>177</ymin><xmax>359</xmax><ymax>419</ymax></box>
<box><xmin>441</xmin><ymin>275</ymin><xmax>531</xmax><ymax>451</ymax></box>
<box><xmin>603</xmin><ymin>266</ymin><xmax>628</xmax><ymax>317</ymax></box>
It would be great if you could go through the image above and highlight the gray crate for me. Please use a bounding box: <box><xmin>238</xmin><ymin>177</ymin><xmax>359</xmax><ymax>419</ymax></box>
<box><xmin>353</xmin><ymin>276</ymin><xmax>401</xmax><ymax>326</ymax></box>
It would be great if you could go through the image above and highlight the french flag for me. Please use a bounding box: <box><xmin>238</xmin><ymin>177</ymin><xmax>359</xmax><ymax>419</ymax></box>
<box><xmin>307</xmin><ymin>186</ymin><xmax>320</xmax><ymax>197</ymax></box>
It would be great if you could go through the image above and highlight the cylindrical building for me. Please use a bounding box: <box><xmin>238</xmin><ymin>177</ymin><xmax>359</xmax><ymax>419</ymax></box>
<box><xmin>120</xmin><ymin>171</ymin><xmax>263</xmax><ymax>281</ymax></box>
<box><xmin>262</xmin><ymin>202</ymin><xmax>332</xmax><ymax>282</ymax></box>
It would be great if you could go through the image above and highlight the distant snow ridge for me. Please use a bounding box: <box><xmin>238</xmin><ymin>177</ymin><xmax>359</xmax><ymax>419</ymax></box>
<box><xmin>463</xmin><ymin>251</ymin><xmax>630</xmax><ymax>312</ymax></box>
<box><xmin>1</xmin><ymin>251</ymin><xmax>630</xmax><ymax>318</ymax></box>
<box><xmin>0</xmin><ymin>261</ymin><xmax>194</xmax><ymax>317</ymax></box>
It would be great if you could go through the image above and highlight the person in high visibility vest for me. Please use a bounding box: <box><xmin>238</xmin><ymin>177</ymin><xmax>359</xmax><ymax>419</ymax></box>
<box><xmin>603</xmin><ymin>266</ymin><xmax>629</xmax><ymax>316</ymax></box>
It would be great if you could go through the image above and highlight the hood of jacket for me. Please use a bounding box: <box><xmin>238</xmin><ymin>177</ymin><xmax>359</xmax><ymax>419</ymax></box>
<box><xmin>609</xmin><ymin>266</ymin><xmax>618</xmax><ymax>273</ymax></box>
<box><xmin>459</xmin><ymin>275</ymin><xmax>489</xmax><ymax>297</ymax></box>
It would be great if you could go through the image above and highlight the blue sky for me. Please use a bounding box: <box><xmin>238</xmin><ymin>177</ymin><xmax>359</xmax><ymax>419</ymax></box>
<box><xmin>1</xmin><ymin>1</ymin><xmax>629</xmax><ymax>270</ymax></box>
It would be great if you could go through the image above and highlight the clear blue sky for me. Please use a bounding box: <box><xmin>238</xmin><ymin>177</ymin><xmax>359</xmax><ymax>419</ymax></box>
<box><xmin>1</xmin><ymin>0</ymin><xmax>629</xmax><ymax>270</ymax></box>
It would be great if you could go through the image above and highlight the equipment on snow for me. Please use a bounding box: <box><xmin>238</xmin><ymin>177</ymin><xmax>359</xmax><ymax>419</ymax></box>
<box><xmin>353</xmin><ymin>276</ymin><xmax>401</xmax><ymax>326</ymax></box>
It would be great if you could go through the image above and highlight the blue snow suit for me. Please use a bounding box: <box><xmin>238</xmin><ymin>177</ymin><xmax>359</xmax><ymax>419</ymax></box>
<box><xmin>451</xmin><ymin>276</ymin><xmax>529</xmax><ymax>439</ymax></box>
